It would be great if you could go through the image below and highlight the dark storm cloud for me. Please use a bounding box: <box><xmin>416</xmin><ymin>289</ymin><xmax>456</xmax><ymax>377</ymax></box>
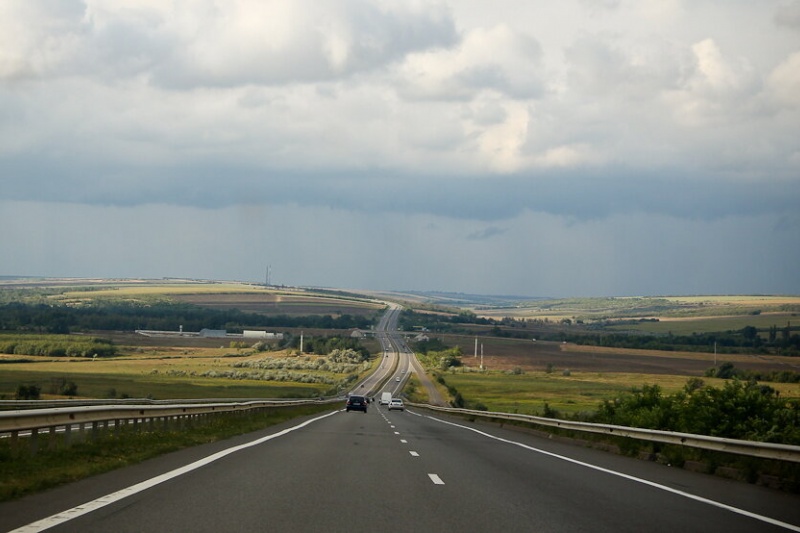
<box><xmin>4</xmin><ymin>151</ymin><xmax>798</xmax><ymax>225</ymax></box>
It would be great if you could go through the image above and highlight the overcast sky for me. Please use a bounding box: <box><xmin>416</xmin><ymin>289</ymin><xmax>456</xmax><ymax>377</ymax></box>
<box><xmin>1</xmin><ymin>0</ymin><xmax>799</xmax><ymax>297</ymax></box>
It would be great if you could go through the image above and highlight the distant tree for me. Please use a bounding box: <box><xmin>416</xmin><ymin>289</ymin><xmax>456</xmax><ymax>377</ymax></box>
<box><xmin>714</xmin><ymin>362</ymin><xmax>738</xmax><ymax>379</ymax></box>
<box><xmin>16</xmin><ymin>384</ymin><xmax>41</xmax><ymax>400</ymax></box>
<box><xmin>741</xmin><ymin>326</ymin><xmax>758</xmax><ymax>341</ymax></box>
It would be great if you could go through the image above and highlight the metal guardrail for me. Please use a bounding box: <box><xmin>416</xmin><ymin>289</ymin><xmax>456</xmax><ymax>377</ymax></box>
<box><xmin>6</xmin><ymin>398</ymin><xmax>799</xmax><ymax>464</ymax></box>
<box><xmin>409</xmin><ymin>403</ymin><xmax>800</xmax><ymax>464</ymax></box>
<box><xmin>0</xmin><ymin>397</ymin><xmax>321</xmax><ymax>410</ymax></box>
<box><xmin>0</xmin><ymin>398</ymin><xmax>341</xmax><ymax>440</ymax></box>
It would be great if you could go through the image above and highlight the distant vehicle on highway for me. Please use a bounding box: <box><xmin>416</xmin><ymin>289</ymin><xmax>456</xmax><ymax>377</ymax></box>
<box><xmin>380</xmin><ymin>392</ymin><xmax>392</xmax><ymax>405</ymax></box>
<box><xmin>388</xmin><ymin>398</ymin><xmax>404</xmax><ymax>411</ymax></box>
<box><xmin>345</xmin><ymin>395</ymin><xmax>368</xmax><ymax>413</ymax></box>
<box><xmin>395</xmin><ymin>376</ymin><xmax>401</xmax><ymax>382</ymax></box>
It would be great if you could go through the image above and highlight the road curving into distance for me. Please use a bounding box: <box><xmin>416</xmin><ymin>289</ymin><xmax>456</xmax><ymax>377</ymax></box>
<box><xmin>373</xmin><ymin>302</ymin><xmax>445</xmax><ymax>406</ymax></box>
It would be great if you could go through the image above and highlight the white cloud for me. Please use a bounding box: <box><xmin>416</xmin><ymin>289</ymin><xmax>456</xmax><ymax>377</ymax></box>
<box><xmin>691</xmin><ymin>38</ymin><xmax>751</xmax><ymax>92</ymax></box>
<box><xmin>1</xmin><ymin>0</ymin><xmax>457</xmax><ymax>86</ymax></box>
<box><xmin>0</xmin><ymin>1</ymin><xmax>84</xmax><ymax>80</ymax></box>
<box><xmin>662</xmin><ymin>38</ymin><xmax>760</xmax><ymax>128</ymax></box>
<box><xmin>395</xmin><ymin>25</ymin><xmax>544</xmax><ymax>101</ymax></box>
<box><xmin>767</xmin><ymin>51</ymin><xmax>800</xmax><ymax>108</ymax></box>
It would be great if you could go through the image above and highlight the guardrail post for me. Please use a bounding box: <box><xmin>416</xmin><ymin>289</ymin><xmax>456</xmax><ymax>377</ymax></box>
<box><xmin>10</xmin><ymin>430</ymin><xmax>20</xmax><ymax>457</ymax></box>
<box><xmin>30</xmin><ymin>428</ymin><xmax>39</xmax><ymax>455</ymax></box>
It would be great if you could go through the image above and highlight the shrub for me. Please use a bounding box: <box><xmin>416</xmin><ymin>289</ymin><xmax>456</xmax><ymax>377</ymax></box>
<box><xmin>16</xmin><ymin>384</ymin><xmax>41</xmax><ymax>400</ymax></box>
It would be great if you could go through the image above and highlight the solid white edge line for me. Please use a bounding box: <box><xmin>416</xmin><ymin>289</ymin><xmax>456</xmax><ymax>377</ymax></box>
<box><xmin>426</xmin><ymin>415</ymin><xmax>800</xmax><ymax>532</ymax></box>
<box><xmin>10</xmin><ymin>411</ymin><xmax>339</xmax><ymax>533</ymax></box>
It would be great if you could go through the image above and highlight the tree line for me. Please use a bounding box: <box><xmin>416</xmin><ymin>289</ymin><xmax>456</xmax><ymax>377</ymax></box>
<box><xmin>400</xmin><ymin>310</ymin><xmax>800</xmax><ymax>356</ymax></box>
<box><xmin>0</xmin><ymin>302</ymin><xmax>375</xmax><ymax>334</ymax></box>
<box><xmin>0</xmin><ymin>334</ymin><xmax>117</xmax><ymax>357</ymax></box>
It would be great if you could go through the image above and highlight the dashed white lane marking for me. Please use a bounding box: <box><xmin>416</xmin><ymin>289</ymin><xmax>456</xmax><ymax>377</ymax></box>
<box><xmin>426</xmin><ymin>415</ymin><xmax>800</xmax><ymax>532</ymax></box>
<box><xmin>410</xmin><ymin>451</ymin><xmax>420</xmax><ymax>457</ymax></box>
<box><xmin>400</xmin><ymin>439</ymin><xmax>408</xmax><ymax>443</ymax></box>
<box><xmin>428</xmin><ymin>474</ymin><xmax>445</xmax><ymax>485</ymax></box>
<box><xmin>10</xmin><ymin>411</ymin><xmax>339</xmax><ymax>533</ymax></box>
<box><xmin>394</xmin><ymin>431</ymin><xmax>400</xmax><ymax>435</ymax></box>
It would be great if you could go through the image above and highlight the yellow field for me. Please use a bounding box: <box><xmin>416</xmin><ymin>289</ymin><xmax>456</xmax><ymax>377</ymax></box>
<box><xmin>0</xmin><ymin>344</ymin><xmax>376</xmax><ymax>400</ymax></box>
<box><xmin>54</xmin><ymin>283</ymin><xmax>288</xmax><ymax>301</ymax></box>
<box><xmin>658</xmin><ymin>295</ymin><xmax>800</xmax><ymax>306</ymax></box>
<box><xmin>1</xmin><ymin>345</ymin><xmax>244</xmax><ymax>374</ymax></box>
<box><xmin>472</xmin><ymin>294</ymin><xmax>800</xmax><ymax>324</ymax></box>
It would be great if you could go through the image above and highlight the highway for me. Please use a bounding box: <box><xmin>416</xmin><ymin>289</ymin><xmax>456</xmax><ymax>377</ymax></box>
<box><xmin>3</xmin><ymin>304</ymin><xmax>800</xmax><ymax>532</ymax></box>
<box><xmin>3</xmin><ymin>405</ymin><xmax>800</xmax><ymax>532</ymax></box>
<box><xmin>371</xmin><ymin>302</ymin><xmax>445</xmax><ymax>405</ymax></box>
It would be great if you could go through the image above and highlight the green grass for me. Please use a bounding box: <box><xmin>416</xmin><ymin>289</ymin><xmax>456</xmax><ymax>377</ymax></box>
<box><xmin>610</xmin><ymin>313</ymin><xmax>798</xmax><ymax>335</ymax></box>
<box><xmin>0</xmin><ymin>403</ymin><xmax>336</xmax><ymax>501</ymax></box>
<box><xmin>440</xmin><ymin>371</ymin><xmax>723</xmax><ymax>415</ymax></box>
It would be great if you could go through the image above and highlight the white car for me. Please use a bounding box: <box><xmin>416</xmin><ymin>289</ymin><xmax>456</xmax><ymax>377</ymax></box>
<box><xmin>388</xmin><ymin>398</ymin><xmax>404</xmax><ymax>411</ymax></box>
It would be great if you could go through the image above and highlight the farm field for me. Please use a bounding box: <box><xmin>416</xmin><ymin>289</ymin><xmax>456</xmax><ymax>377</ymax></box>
<box><xmin>607</xmin><ymin>312</ymin><xmax>797</xmax><ymax>335</ymax></box>
<box><xmin>0</xmin><ymin>348</ymin><xmax>323</xmax><ymax>400</ymax></box>
<box><xmin>171</xmin><ymin>292</ymin><xmax>383</xmax><ymax>317</ymax></box>
<box><xmin>47</xmin><ymin>283</ymin><xmax>385</xmax><ymax>317</ymax></box>
<box><xmin>470</xmin><ymin>295</ymin><xmax>800</xmax><ymax>323</ymax></box>
<box><xmin>0</xmin><ymin>329</ymin><xmax>380</xmax><ymax>401</ymax></box>
<box><xmin>0</xmin><ymin>279</ymin><xmax>387</xmax><ymax>401</ymax></box>
<box><xmin>426</xmin><ymin>335</ymin><xmax>800</xmax><ymax>414</ymax></box>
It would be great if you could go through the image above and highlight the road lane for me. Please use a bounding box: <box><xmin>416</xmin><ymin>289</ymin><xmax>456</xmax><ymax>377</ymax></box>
<box><xmin>5</xmin><ymin>402</ymin><xmax>800</xmax><ymax>532</ymax></box>
<box><xmin>390</xmin><ymin>409</ymin><xmax>800</xmax><ymax>532</ymax></box>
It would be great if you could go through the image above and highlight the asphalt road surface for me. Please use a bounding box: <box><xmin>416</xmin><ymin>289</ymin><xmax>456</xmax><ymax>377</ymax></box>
<box><xmin>3</xmin><ymin>405</ymin><xmax>800</xmax><ymax>533</ymax></box>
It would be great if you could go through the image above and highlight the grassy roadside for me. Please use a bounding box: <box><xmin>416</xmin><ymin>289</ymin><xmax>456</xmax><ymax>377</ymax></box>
<box><xmin>0</xmin><ymin>403</ymin><xmax>336</xmax><ymax>502</ymax></box>
<box><xmin>432</xmin><ymin>370</ymin><xmax>800</xmax><ymax>415</ymax></box>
